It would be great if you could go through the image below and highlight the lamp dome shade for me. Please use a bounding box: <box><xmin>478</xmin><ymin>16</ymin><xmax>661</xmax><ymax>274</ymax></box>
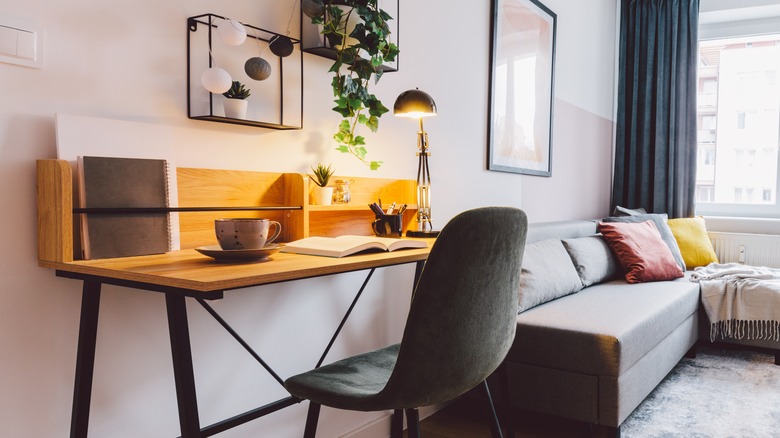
<box><xmin>217</xmin><ymin>19</ymin><xmax>247</xmax><ymax>46</ymax></box>
<box><xmin>393</xmin><ymin>89</ymin><xmax>437</xmax><ymax>118</ymax></box>
<box><xmin>201</xmin><ymin>66</ymin><xmax>232</xmax><ymax>93</ymax></box>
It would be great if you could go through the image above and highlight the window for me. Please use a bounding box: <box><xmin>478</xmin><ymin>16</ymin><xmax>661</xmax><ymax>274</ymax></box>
<box><xmin>702</xmin><ymin>148</ymin><xmax>716</xmax><ymax>166</ymax></box>
<box><xmin>697</xmin><ymin>185</ymin><xmax>715</xmax><ymax>202</ymax></box>
<box><xmin>701</xmin><ymin>115</ymin><xmax>717</xmax><ymax>130</ymax></box>
<box><xmin>695</xmin><ymin>33</ymin><xmax>780</xmax><ymax>218</ymax></box>
<box><xmin>735</xmin><ymin>148</ymin><xmax>756</xmax><ymax>167</ymax></box>
<box><xmin>734</xmin><ymin>187</ymin><xmax>754</xmax><ymax>203</ymax></box>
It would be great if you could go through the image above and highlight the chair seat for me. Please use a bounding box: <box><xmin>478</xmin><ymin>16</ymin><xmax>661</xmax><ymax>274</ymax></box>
<box><xmin>285</xmin><ymin>344</ymin><xmax>400</xmax><ymax>412</ymax></box>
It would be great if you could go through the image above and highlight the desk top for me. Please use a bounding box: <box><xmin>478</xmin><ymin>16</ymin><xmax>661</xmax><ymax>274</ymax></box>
<box><xmin>40</xmin><ymin>244</ymin><xmax>431</xmax><ymax>296</ymax></box>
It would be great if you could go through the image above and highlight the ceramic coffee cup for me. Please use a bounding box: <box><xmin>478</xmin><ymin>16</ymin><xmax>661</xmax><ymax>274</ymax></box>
<box><xmin>215</xmin><ymin>218</ymin><xmax>282</xmax><ymax>250</ymax></box>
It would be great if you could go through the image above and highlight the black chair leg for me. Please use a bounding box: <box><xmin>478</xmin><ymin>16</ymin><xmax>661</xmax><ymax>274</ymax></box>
<box><xmin>498</xmin><ymin>364</ymin><xmax>515</xmax><ymax>438</ymax></box>
<box><xmin>391</xmin><ymin>409</ymin><xmax>404</xmax><ymax>438</ymax></box>
<box><xmin>481</xmin><ymin>380</ymin><xmax>504</xmax><ymax>438</ymax></box>
<box><xmin>405</xmin><ymin>408</ymin><xmax>421</xmax><ymax>438</ymax></box>
<box><xmin>303</xmin><ymin>402</ymin><xmax>321</xmax><ymax>438</ymax></box>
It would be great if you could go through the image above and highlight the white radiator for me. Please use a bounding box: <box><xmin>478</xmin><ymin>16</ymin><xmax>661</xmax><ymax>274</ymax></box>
<box><xmin>708</xmin><ymin>232</ymin><xmax>780</xmax><ymax>268</ymax></box>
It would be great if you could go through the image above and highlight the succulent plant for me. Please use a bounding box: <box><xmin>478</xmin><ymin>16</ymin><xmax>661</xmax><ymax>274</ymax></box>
<box><xmin>309</xmin><ymin>163</ymin><xmax>335</xmax><ymax>187</ymax></box>
<box><xmin>222</xmin><ymin>81</ymin><xmax>251</xmax><ymax>99</ymax></box>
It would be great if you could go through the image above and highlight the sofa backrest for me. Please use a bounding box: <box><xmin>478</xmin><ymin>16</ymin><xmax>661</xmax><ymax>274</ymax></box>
<box><xmin>527</xmin><ymin>220</ymin><xmax>598</xmax><ymax>244</ymax></box>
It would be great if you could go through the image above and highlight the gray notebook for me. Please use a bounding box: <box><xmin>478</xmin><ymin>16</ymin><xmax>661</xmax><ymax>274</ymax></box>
<box><xmin>78</xmin><ymin>156</ymin><xmax>172</xmax><ymax>259</ymax></box>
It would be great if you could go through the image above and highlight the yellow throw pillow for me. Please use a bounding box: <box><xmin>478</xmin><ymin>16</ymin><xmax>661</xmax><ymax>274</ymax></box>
<box><xmin>667</xmin><ymin>217</ymin><xmax>719</xmax><ymax>268</ymax></box>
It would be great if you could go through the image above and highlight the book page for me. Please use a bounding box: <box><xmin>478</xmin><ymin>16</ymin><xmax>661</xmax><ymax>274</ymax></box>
<box><xmin>282</xmin><ymin>235</ymin><xmax>426</xmax><ymax>258</ymax></box>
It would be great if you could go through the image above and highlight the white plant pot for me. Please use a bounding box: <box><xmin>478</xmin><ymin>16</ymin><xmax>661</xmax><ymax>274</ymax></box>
<box><xmin>224</xmin><ymin>98</ymin><xmax>248</xmax><ymax>119</ymax></box>
<box><xmin>312</xmin><ymin>186</ymin><xmax>334</xmax><ymax>206</ymax></box>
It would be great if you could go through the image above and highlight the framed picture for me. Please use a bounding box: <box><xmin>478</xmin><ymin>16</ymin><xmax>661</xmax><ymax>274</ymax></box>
<box><xmin>487</xmin><ymin>0</ymin><xmax>556</xmax><ymax>176</ymax></box>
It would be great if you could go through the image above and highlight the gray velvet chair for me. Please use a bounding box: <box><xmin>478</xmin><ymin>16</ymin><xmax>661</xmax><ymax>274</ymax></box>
<box><xmin>284</xmin><ymin>207</ymin><xmax>528</xmax><ymax>438</ymax></box>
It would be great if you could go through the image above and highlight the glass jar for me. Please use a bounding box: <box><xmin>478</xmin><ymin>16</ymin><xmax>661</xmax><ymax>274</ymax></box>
<box><xmin>332</xmin><ymin>179</ymin><xmax>353</xmax><ymax>204</ymax></box>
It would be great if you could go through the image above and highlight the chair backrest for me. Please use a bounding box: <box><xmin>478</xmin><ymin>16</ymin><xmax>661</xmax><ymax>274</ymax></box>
<box><xmin>379</xmin><ymin>207</ymin><xmax>528</xmax><ymax>408</ymax></box>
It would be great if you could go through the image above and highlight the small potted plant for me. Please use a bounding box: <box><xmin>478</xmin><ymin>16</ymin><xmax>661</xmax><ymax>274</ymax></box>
<box><xmin>222</xmin><ymin>81</ymin><xmax>251</xmax><ymax>119</ymax></box>
<box><xmin>309</xmin><ymin>163</ymin><xmax>335</xmax><ymax>205</ymax></box>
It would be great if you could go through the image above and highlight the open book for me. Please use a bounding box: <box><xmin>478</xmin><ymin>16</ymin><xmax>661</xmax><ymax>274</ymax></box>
<box><xmin>281</xmin><ymin>235</ymin><xmax>428</xmax><ymax>258</ymax></box>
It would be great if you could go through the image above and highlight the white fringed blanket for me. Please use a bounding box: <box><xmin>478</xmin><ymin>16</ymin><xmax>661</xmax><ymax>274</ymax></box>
<box><xmin>691</xmin><ymin>263</ymin><xmax>780</xmax><ymax>342</ymax></box>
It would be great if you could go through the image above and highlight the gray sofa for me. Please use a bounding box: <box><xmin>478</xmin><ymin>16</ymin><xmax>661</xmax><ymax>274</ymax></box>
<box><xmin>502</xmin><ymin>220</ymin><xmax>701</xmax><ymax>437</ymax></box>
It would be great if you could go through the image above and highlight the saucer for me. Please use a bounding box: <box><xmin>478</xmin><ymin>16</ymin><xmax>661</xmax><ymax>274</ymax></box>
<box><xmin>195</xmin><ymin>244</ymin><xmax>283</xmax><ymax>262</ymax></box>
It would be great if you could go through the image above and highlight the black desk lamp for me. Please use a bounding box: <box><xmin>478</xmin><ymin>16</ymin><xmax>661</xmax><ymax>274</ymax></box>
<box><xmin>394</xmin><ymin>88</ymin><xmax>439</xmax><ymax>237</ymax></box>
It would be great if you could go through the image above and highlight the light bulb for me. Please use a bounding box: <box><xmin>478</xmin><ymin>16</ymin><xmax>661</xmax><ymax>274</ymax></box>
<box><xmin>217</xmin><ymin>19</ymin><xmax>247</xmax><ymax>46</ymax></box>
<box><xmin>201</xmin><ymin>67</ymin><xmax>232</xmax><ymax>93</ymax></box>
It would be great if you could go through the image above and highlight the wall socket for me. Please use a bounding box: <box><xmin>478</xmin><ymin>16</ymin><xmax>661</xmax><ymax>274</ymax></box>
<box><xmin>738</xmin><ymin>245</ymin><xmax>746</xmax><ymax>263</ymax></box>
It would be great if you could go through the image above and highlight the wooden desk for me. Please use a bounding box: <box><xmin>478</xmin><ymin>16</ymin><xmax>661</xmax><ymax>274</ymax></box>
<box><xmin>51</xmin><ymin>245</ymin><xmax>431</xmax><ymax>438</ymax></box>
<box><xmin>35</xmin><ymin>159</ymin><xmax>430</xmax><ymax>437</ymax></box>
<box><xmin>45</xmin><ymin>246</ymin><xmax>431</xmax><ymax>298</ymax></box>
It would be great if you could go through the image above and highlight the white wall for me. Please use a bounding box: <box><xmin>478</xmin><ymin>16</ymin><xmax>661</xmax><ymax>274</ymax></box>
<box><xmin>0</xmin><ymin>0</ymin><xmax>617</xmax><ymax>436</ymax></box>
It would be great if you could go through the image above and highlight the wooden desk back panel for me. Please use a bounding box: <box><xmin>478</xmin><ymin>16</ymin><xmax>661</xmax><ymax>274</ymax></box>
<box><xmin>176</xmin><ymin>168</ymin><xmax>306</xmax><ymax>248</ymax></box>
<box><xmin>37</xmin><ymin>159</ymin><xmax>417</xmax><ymax>263</ymax></box>
<box><xmin>308</xmin><ymin>177</ymin><xmax>416</xmax><ymax>237</ymax></box>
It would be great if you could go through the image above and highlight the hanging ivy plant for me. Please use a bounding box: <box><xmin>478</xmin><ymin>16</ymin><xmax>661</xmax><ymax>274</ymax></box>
<box><xmin>304</xmin><ymin>0</ymin><xmax>400</xmax><ymax>170</ymax></box>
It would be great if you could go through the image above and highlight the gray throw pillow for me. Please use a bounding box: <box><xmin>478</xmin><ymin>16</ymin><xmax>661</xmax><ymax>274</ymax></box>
<box><xmin>602</xmin><ymin>213</ymin><xmax>686</xmax><ymax>271</ymax></box>
<box><xmin>562</xmin><ymin>235</ymin><xmax>621</xmax><ymax>287</ymax></box>
<box><xmin>518</xmin><ymin>239</ymin><xmax>583</xmax><ymax>313</ymax></box>
<box><xmin>612</xmin><ymin>205</ymin><xmax>648</xmax><ymax>216</ymax></box>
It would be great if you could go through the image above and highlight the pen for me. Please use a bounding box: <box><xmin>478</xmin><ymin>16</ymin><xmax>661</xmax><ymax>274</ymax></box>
<box><xmin>397</xmin><ymin>204</ymin><xmax>407</xmax><ymax>215</ymax></box>
<box><xmin>386</xmin><ymin>202</ymin><xmax>396</xmax><ymax>214</ymax></box>
<box><xmin>369</xmin><ymin>203</ymin><xmax>384</xmax><ymax>216</ymax></box>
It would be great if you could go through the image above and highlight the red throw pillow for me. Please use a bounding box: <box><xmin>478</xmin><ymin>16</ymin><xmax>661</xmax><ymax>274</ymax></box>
<box><xmin>597</xmin><ymin>220</ymin><xmax>684</xmax><ymax>284</ymax></box>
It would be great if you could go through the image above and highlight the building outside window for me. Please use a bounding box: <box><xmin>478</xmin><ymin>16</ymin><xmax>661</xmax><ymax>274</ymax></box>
<box><xmin>695</xmin><ymin>33</ymin><xmax>780</xmax><ymax>217</ymax></box>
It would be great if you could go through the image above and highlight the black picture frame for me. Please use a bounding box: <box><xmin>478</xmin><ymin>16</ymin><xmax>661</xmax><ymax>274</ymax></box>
<box><xmin>487</xmin><ymin>0</ymin><xmax>557</xmax><ymax>176</ymax></box>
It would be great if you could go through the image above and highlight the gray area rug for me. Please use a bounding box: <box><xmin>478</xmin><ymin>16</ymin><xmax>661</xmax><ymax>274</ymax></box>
<box><xmin>621</xmin><ymin>346</ymin><xmax>780</xmax><ymax>437</ymax></box>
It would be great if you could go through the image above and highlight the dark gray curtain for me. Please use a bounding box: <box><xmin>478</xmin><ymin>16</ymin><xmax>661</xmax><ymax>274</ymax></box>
<box><xmin>612</xmin><ymin>0</ymin><xmax>699</xmax><ymax>218</ymax></box>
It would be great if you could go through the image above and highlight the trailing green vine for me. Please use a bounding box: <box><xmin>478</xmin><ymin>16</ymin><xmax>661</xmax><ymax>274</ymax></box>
<box><xmin>304</xmin><ymin>0</ymin><xmax>399</xmax><ymax>170</ymax></box>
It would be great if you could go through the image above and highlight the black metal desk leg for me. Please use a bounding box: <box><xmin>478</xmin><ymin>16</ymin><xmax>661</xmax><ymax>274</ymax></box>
<box><xmin>165</xmin><ymin>294</ymin><xmax>202</xmax><ymax>437</ymax></box>
<box><xmin>70</xmin><ymin>280</ymin><xmax>102</xmax><ymax>438</ymax></box>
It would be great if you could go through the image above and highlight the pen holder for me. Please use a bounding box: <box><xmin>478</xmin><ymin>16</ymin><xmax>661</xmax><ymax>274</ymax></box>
<box><xmin>372</xmin><ymin>214</ymin><xmax>403</xmax><ymax>237</ymax></box>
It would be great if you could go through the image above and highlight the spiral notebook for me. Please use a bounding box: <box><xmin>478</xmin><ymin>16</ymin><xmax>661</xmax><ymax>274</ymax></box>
<box><xmin>77</xmin><ymin>156</ymin><xmax>179</xmax><ymax>260</ymax></box>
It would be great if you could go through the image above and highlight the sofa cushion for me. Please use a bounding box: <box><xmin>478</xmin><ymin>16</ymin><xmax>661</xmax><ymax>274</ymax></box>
<box><xmin>562</xmin><ymin>235</ymin><xmax>621</xmax><ymax>287</ymax></box>
<box><xmin>597</xmin><ymin>221</ymin><xmax>684</xmax><ymax>284</ymax></box>
<box><xmin>508</xmin><ymin>277</ymin><xmax>700</xmax><ymax>377</ymax></box>
<box><xmin>518</xmin><ymin>239</ymin><xmax>583</xmax><ymax>313</ymax></box>
<box><xmin>612</xmin><ymin>205</ymin><xmax>647</xmax><ymax>217</ymax></box>
<box><xmin>667</xmin><ymin>216</ymin><xmax>719</xmax><ymax>268</ymax></box>
<box><xmin>602</xmin><ymin>213</ymin><xmax>686</xmax><ymax>271</ymax></box>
